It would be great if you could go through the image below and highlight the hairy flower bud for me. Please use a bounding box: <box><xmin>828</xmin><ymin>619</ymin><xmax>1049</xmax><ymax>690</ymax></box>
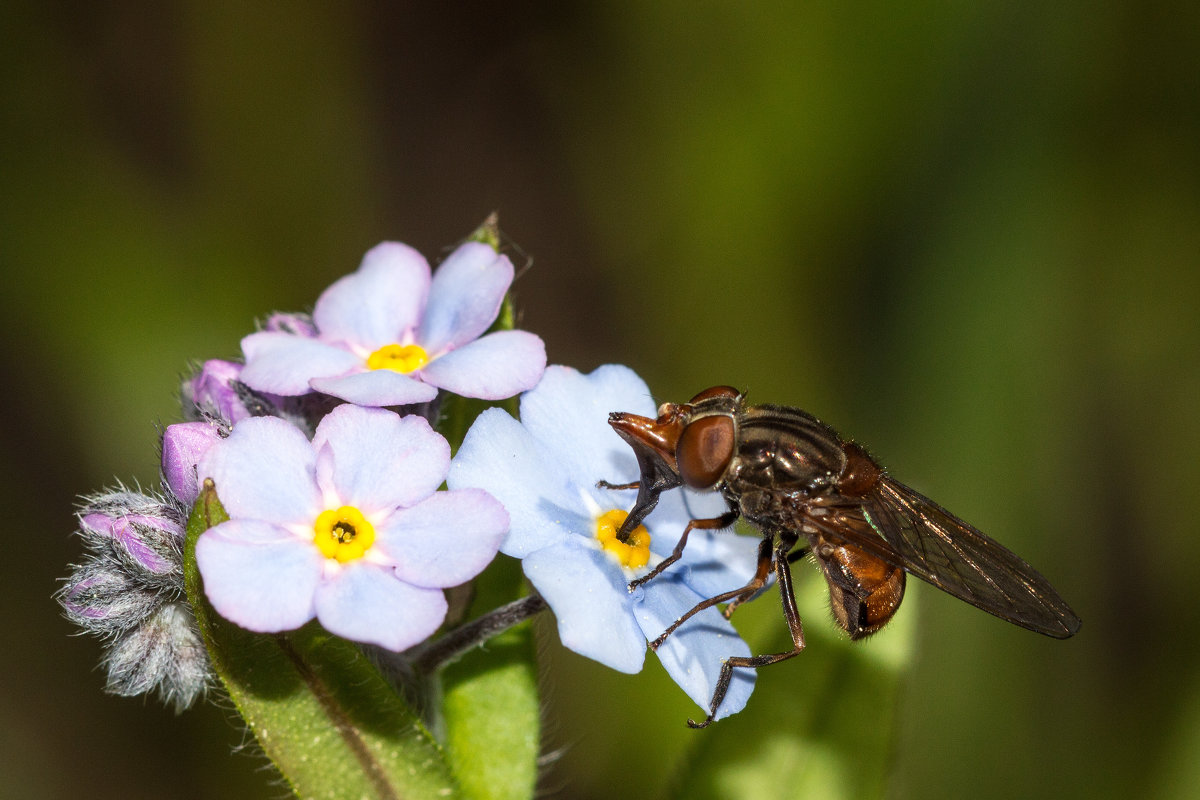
<box><xmin>57</xmin><ymin>489</ymin><xmax>210</xmax><ymax>710</ymax></box>
<box><xmin>183</xmin><ymin>359</ymin><xmax>261</xmax><ymax>426</ymax></box>
<box><xmin>103</xmin><ymin>602</ymin><xmax>209</xmax><ymax>712</ymax></box>
<box><xmin>262</xmin><ymin>311</ymin><xmax>317</xmax><ymax>337</ymax></box>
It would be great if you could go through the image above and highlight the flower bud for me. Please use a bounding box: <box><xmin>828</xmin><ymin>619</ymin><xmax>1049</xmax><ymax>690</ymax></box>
<box><xmin>263</xmin><ymin>311</ymin><xmax>317</xmax><ymax>337</ymax></box>
<box><xmin>184</xmin><ymin>359</ymin><xmax>254</xmax><ymax>425</ymax></box>
<box><xmin>60</xmin><ymin>561</ymin><xmax>157</xmax><ymax>635</ymax></box>
<box><xmin>58</xmin><ymin>488</ymin><xmax>211</xmax><ymax>710</ymax></box>
<box><xmin>161</xmin><ymin>422</ymin><xmax>222</xmax><ymax>508</ymax></box>
<box><xmin>78</xmin><ymin>492</ymin><xmax>184</xmax><ymax>579</ymax></box>
<box><xmin>103</xmin><ymin>602</ymin><xmax>208</xmax><ymax>712</ymax></box>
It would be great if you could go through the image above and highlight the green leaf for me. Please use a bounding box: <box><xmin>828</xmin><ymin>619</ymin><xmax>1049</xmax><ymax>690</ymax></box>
<box><xmin>184</xmin><ymin>482</ymin><xmax>460</xmax><ymax>800</ymax></box>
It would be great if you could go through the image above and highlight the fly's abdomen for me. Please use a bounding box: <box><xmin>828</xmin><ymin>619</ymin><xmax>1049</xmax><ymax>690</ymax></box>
<box><xmin>814</xmin><ymin>540</ymin><xmax>906</xmax><ymax>639</ymax></box>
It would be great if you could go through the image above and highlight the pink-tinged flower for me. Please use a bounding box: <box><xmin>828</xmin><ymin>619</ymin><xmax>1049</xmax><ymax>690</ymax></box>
<box><xmin>78</xmin><ymin>497</ymin><xmax>183</xmax><ymax>579</ymax></box>
<box><xmin>195</xmin><ymin>405</ymin><xmax>508</xmax><ymax>651</ymax></box>
<box><xmin>162</xmin><ymin>421</ymin><xmax>223</xmax><ymax>508</ymax></box>
<box><xmin>185</xmin><ymin>359</ymin><xmax>256</xmax><ymax>426</ymax></box>
<box><xmin>238</xmin><ymin>242</ymin><xmax>546</xmax><ymax>407</ymax></box>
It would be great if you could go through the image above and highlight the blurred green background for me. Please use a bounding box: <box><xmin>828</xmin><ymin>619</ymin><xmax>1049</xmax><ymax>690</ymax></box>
<box><xmin>4</xmin><ymin>2</ymin><xmax>1198</xmax><ymax>798</ymax></box>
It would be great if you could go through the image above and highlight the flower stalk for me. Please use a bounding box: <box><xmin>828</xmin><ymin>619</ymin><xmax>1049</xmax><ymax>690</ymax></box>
<box><xmin>410</xmin><ymin>592</ymin><xmax>547</xmax><ymax>675</ymax></box>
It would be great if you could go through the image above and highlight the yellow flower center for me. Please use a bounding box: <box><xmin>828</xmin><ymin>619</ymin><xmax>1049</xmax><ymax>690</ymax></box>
<box><xmin>366</xmin><ymin>343</ymin><xmax>429</xmax><ymax>374</ymax></box>
<box><xmin>594</xmin><ymin>509</ymin><xmax>651</xmax><ymax>569</ymax></box>
<box><xmin>313</xmin><ymin>506</ymin><xmax>376</xmax><ymax>563</ymax></box>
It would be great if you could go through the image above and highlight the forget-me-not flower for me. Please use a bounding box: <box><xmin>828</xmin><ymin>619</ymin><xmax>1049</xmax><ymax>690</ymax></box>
<box><xmin>194</xmin><ymin>405</ymin><xmax>508</xmax><ymax>651</ymax></box>
<box><xmin>447</xmin><ymin>364</ymin><xmax>760</xmax><ymax>720</ymax></box>
<box><xmin>238</xmin><ymin>241</ymin><xmax>546</xmax><ymax>407</ymax></box>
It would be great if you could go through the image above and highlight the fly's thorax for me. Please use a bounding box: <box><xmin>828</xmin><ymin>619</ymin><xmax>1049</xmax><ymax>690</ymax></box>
<box><xmin>726</xmin><ymin>405</ymin><xmax>847</xmax><ymax>497</ymax></box>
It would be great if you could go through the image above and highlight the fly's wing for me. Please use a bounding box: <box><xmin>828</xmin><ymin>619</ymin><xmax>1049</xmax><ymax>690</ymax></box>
<box><xmin>806</xmin><ymin>478</ymin><xmax>1081</xmax><ymax>638</ymax></box>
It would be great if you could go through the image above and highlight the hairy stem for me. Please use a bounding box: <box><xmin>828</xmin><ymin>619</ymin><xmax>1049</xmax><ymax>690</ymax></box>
<box><xmin>411</xmin><ymin>593</ymin><xmax>547</xmax><ymax>675</ymax></box>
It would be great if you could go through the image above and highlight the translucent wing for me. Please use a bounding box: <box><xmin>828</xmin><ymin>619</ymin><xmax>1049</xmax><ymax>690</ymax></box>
<box><xmin>805</xmin><ymin>478</ymin><xmax>1081</xmax><ymax>638</ymax></box>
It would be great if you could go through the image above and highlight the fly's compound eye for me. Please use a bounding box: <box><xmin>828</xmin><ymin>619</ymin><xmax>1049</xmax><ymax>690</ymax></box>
<box><xmin>688</xmin><ymin>385</ymin><xmax>740</xmax><ymax>404</ymax></box>
<box><xmin>676</xmin><ymin>414</ymin><xmax>736</xmax><ymax>489</ymax></box>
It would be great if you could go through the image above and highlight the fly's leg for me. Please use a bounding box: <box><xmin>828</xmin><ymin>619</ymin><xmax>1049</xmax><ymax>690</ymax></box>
<box><xmin>787</xmin><ymin>546</ymin><xmax>811</xmax><ymax>564</ymax></box>
<box><xmin>723</xmin><ymin>545</ymin><xmax>808</xmax><ymax>619</ymax></box>
<box><xmin>596</xmin><ymin>480</ymin><xmax>639</xmax><ymax>490</ymax></box>
<box><xmin>648</xmin><ymin>536</ymin><xmax>774</xmax><ymax>650</ymax></box>
<box><xmin>629</xmin><ymin>509</ymin><xmax>740</xmax><ymax>591</ymax></box>
<box><xmin>689</xmin><ymin>535</ymin><xmax>807</xmax><ymax>729</ymax></box>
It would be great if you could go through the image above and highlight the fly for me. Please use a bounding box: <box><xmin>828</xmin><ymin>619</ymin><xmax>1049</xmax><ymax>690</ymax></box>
<box><xmin>602</xmin><ymin>385</ymin><xmax>1081</xmax><ymax>727</ymax></box>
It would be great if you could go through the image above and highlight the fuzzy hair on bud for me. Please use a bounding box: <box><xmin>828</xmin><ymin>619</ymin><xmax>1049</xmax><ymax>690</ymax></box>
<box><xmin>57</xmin><ymin>488</ymin><xmax>211</xmax><ymax>711</ymax></box>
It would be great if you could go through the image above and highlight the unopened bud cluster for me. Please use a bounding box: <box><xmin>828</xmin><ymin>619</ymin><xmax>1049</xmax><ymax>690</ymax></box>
<box><xmin>57</xmin><ymin>489</ymin><xmax>208</xmax><ymax>711</ymax></box>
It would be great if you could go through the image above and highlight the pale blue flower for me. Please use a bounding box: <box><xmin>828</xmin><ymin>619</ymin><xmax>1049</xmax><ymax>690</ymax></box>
<box><xmin>448</xmin><ymin>364</ymin><xmax>760</xmax><ymax>721</ymax></box>
<box><xmin>238</xmin><ymin>241</ymin><xmax>546</xmax><ymax>407</ymax></box>
<box><xmin>195</xmin><ymin>405</ymin><xmax>508</xmax><ymax>651</ymax></box>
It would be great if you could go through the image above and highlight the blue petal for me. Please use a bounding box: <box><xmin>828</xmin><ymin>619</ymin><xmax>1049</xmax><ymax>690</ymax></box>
<box><xmin>522</xmin><ymin>540</ymin><xmax>646</xmax><ymax>673</ymax></box>
<box><xmin>635</xmin><ymin>577</ymin><xmax>756</xmax><ymax>721</ymax></box>
<box><xmin>240</xmin><ymin>332</ymin><xmax>361</xmax><ymax>396</ymax></box>
<box><xmin>311</xmin><ymin>406</ymin><xmax>449</xmax><ymax>511</ymax></box>
<box><xmin>309</xmin><ymin>369</ymin><xmax>438</xmax><ymax>406</ymax></box>
<box><xmin>418</xmin><ymin>242</ymin><xmax>514</xmax><ymax>355</ymax></box>
<box><xmin>195</xmin><ymin>521</ymin><xmax>322</xmax><ymax>632</ymax></box>
<box><xmin>676</xmin><ymin>528</ymin><xmax>766</xmax><ymax>599</ymax></box>
<box><xmin>447</xmin><ymin>408</ymin><xmax>584</xmax><ymax>558</ymax></box>
<box><xmin>313</xmin><ymin>242</ymin><xmax>430</xmax><ymax>348</ymax></box>
<box><xmin>198</xmin><ymin>416</ymin><xmax>322</xmax><ymax>525</ymax></box>
<box><xmin>314</xmin><ymin>561</ymin><xmax>448</xmax><ymax>651</ymax></box>
<box><xmin>650</xmin><ymin>486</ymin><xmax>733</xmax><ymax>533</ymax></box>
<box><xmin>643</xmin><ymin>487</ymin><xmax>737</xmax><ymax>557</ymax></box>
<box><xmin>419</xmin><ymin>330</ymin><xmax>546</xmax><ymax>400</ymax></box>
<box><xmin>520</xmin><ymin>365</ymin><xmax>656</xmax><ymax>499</ymax></box>
<box><xmin>636</xmin><ymin>483</ymin><xmax>766</xmax><ymax>598</ymax></box>
<box><xmin>377</xmin><ymin>489</ymin><xmax>508</xmax><ymax>589</ymax></box>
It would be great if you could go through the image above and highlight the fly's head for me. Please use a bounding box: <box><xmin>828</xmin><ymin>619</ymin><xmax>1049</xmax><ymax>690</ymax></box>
<box><xmin>607</xmin><ymin>386</ymin><xmax>744</xmax><ymax>535</ymax></box>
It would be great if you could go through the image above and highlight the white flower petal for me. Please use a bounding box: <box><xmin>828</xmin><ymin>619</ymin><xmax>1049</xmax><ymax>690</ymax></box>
<box><xmin>314</xmin><ymin>242</ymin><xmax>431</xmax><ymax>347</ymax></box>
<box><xmin>635</xmin><ymin>576</ymin><xmax>756</xmax><ymax>721</ymax></box>
<box><xmin>309</xmin><ymin>369</ymin><xmax>438</xmax><ymax>407</ymax></box>
<box><xmin>377</xmin><ymin>489</ymin><xmax>508</xmax><ymax>589</ymax></box>
<box><xmin>195</xmin><ymin>521</ymin><xmax>322</xmax><ymax>632</ymax></box>
<box><xmin>418</xmin><ymin>242</ymin><xmax>514</xmax><ymax>354</ymax></box>
<box><xmin>198</xmin><ymin>416</ymin><xmax>322</xmax><ymax>525</ymax></box>
<box><xmin>520</xmin><ymin>364</ymin><xmax>656</xmax><ymax>495</ymax></box>
<box><xmin>419</xmin><ymin>330</ymin><xmax>545</xmax><ymax>401</ymax></box>
<box><xmin>240</xmin><ymin>332</ymin><xmax>360</xmax><ymax>396</ymax></box>
<box><xmin>314</xmin><ymin>562</ymin><xmax>447</xmax><ymax>651</ymax></box>
<box><xmin>675</xmin><ymin>528</ymin><xmax>765</xmax><ymax>599</ymax></box>
<box><xmin>311</xmin><ymin>406</ymin><xmax>450</xmax><ymax>511</ymax></box>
